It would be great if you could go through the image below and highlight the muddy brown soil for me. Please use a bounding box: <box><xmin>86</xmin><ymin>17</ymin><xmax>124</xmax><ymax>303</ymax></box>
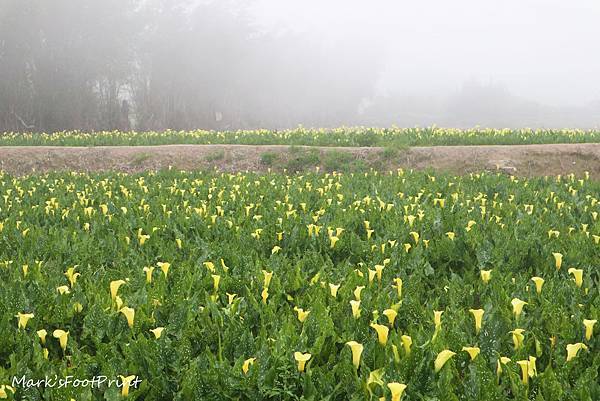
<box><xmin>0</xmin><ymin>143</ymin><xmax>599</xmax><ymax>178</ymax></box>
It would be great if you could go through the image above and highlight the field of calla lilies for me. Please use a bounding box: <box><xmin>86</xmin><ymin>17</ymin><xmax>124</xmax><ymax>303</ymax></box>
<box><xmin>1</xmin><ymin>127</ymin><xmax>600</xmax><ymax>147</ymax></box>
<box><xmin>0</xmin><ymin>168</ymin><xmax>598</xmax><ymax>400</ymax></box>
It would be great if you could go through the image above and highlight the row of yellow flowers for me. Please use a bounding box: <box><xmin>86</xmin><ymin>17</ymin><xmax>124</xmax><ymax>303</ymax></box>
<box><xmin>1</xmin><ymin>127</ymin><xmax>600</xmax><ymax>147</ymax></box>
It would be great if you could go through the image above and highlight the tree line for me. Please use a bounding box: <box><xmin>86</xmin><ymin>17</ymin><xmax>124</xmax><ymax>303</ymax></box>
<box><xmin>0</xmin><ymin>0</ymin><xmax>380</xmax><ymax>133</ymax></box>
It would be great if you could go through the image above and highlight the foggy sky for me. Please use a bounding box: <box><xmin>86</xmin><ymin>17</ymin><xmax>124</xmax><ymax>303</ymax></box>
<box><xmin>2</xmin><ymin>0</ymin><xmax>599</xmax><ymax>131</ymax></box>
<box><xmin>253</xmin><ymin>0</ymin><xmax>600</xmax><ymax>108</ymax></box>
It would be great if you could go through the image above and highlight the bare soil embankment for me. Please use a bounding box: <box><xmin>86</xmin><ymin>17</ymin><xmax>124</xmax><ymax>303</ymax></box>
<box><xmin>0</xmin><ymin>143</ymin><xmax>599</xmax><ymax>177</ymax></box>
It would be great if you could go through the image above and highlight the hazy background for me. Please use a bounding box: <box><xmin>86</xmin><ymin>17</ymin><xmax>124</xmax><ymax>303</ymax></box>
<box><xmin>1</xmin><ymin>0</ymin><xmax>599</xmax><ymax>132</ymax></box>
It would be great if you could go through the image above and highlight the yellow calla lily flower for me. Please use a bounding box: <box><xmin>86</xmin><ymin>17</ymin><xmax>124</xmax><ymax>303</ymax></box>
<box><xmin>345</xmin><ymin>341</ymin><xmax>363</xmax><ymax>369</ymax></box>
<box><xmin>566</xmin><ymin>343</ymin><xmax>588</xmax><ymax>362</ymax></box>
<box><xmin>511</xmin><ymin>298</ymin><xmax>527</xmax><ymax>319</ymax></box>
<box><xmin>211</xmin><ymin>274</ymin><xmax>221</xmax><ymax>292</ymax></box>
<box><xmin>469</xmin><ymin>309</ymin><xmax>484</xmax><ymax>334</ymax></box>
<box><xmin>374</xmin><ymin>264</ymin><xmax>384</xmax><ymax>282</ymax></box>
<box><xmin>370</xmin><ymin>323</ymin><xmax>389</xmax><ymax>346</ymax></box>
<box><xmin>517</xmin><ymin>360</ymin><xmax>529</xmax><ymax>384</ymax></box>
<box><xmin>329</xmin><ymin>236</ymin><xmax>339</xmax><ymax>248</ymax></box>
<box><xmin>434</xmin><ymin>350</ymin><xmax>456</xmax><ymax>372</ymax></box>
<box><xmin>120</xmin><ymin>307</ymin><xmax>135</xmax><ymax>328</ymax></box>
<box><xmin>528</xmin><ymin>356</ymin><xmax>537</xmax><ymax>377</ymax></box>
<box><xmin>583</xmin><ymin>319</ymin><xmax>597</xmax><ymax>341</ymax></box>
<box><xmin>387</xmin><ymin>382</ymin><xmax>407</xmax><ymax>401</ymax></box>
<box><xmin>510</xmin><ymin>328</ymin><xmax>525</xmax><ymax>349</ymax></box>
<box><xmin>480</xmin><ymin>269</ymin><xmax>492</xmax><ymax>284</ymax></box>
<box><xmin>393</xmin><ymin>278</ymin><xmax>403</xmax><ymax>298</ymax></box>
<box><xmin>37</xmin><ymin>329</ymin><xmax>47</xmax><ymax>344</ymax></box>
<box><xmin>294</xmin><ymin>352</ymin><xmax>311</xmax><ymax>372</ymax></box>
<box><xmin>353</xmin><ymin>286</ymin><xmax>365</xmax><ymax>301</ymax></box>
<box><xmin>383</xmin><ymin>309</ymin><xmax>397</xmax><ymax>326</ymax></box>
<box><xmin>294</xmin><ymin>307</ymin><xmax>310</xmax><ymax>323</ymax></box>
<box><xmin>262</xmin><ymin>270</ymin><xmax>273</xmax><ymax>288</ymax></box>
<box><xmin>157</xmin><ymin>262</ymin><xmax>171</xmax><ymax>278</ymax></box>
<box><xmin>531</xmin><ymin>277</ymin><xmax>544</xmax><ymax>294</ymax></box>
<box><xmin>150</xmin><ymin>327</ymin><xmax>164</xmax><ymax>339</ymax></box>
<box><xmin>329</xmin><ymin>283</ymin><xmax>340</xmax><ymax>298</ymax></box>
<box><xmin>401</xmin><ymin>335</ymin><xmax>412</xmax><ymax>355</ymax></box>
<box><xmin>496</xmin><ymin>356</ymin><xmax>511</xmax><ymax>379</ymax></box>
<box><xmin>119</xmin><ymin>375</ymin><xmax>137</xmax><ymax>397</ymax></box>
<box><xmin>57</xmin><ymin>285</ymin><xmax>71</xmax><ymax>295</ymax></box>
<box><xmin>64</xmin><ymin>266</ymin><xmax>80</xmax><ymax>287</ymax></box>
<box><xmin>138</xmin><ymin>234</ymin><xmax>149</xmax><ymax>245</ymax></box>
<box><xmin>461</xmin><ymin>346</ymin><xmax>480</xmax><ymax>361</ymax></box>
<box><xmin>203</xmin><ymin>261</ymin><xmax>216</xmax><ymax>272</ymax></box>
<box><xmin>110</xmin><ymin>279</ymin><xmax>126</xmax><ymax>300</ymax></box>
<box><xmin>15</xmin><ymin>312</ymin><xmax>34</xmax><ymax>329</ymax></box>
<box><xmin>52</xmin><ymin>329</ymin><xmax>69</xmax><ymax>351</ymax></box>
<box><xmin>0</xmin><ymin>385</ymin><xmax>15</xmax><ymax>398</ymax></box>
<box><xmin>226</xmin><ymin>293</ymin><xmax>237</xmax><ymax>304</ymax></box>
<box><xmin>368</xmin><ymin>269</ymin><xmax>376</xmax><ymax>284</ymax></box>
<box><xmin>350</xmin><ymin>300</ymin><xmax>361</xmax><ymax>319</ymax></box>
<box><xmin>242</xmin><ymin>357</ymin><xmax>256</xmax><ymax>374</ymax></box>
<box><xmin>567</xmin><ymin>268</ymin><xmax>583</xmax><ymax>288</ymax></box>
<box><xmin>143</xmin><ymin>266</ymin><xmax>154</xmax><ymax>283</ymax></box>
<box><xmin>552</xmin><ymin>252</ymin><xmax>563</xmax><ymax>270</ymax></box>
<box><xmin>366</xmin><ymin>368</ymin><xmax>384</xmax><ymax>392</ymax></box>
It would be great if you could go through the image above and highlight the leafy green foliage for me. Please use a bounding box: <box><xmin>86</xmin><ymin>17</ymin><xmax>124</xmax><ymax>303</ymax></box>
<box><xmin>0</xmin><ymin>169</ymin><xmax>597</xmax><ymax>400</ymax></box>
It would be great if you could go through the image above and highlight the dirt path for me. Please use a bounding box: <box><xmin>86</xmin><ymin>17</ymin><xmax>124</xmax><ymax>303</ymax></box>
<box><xmin>1</xmin><ymin>143</ymin><xmax>599</xmax><ymax>177</ymax></box>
